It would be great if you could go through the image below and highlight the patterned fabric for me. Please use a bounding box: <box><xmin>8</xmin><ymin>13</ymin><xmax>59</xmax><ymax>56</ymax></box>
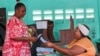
<box><xmin>67</xmin><ymin>37</ymin><xmax>96</xmax><ymax>56</ymax></box>
<box><xmin>2</xmin><ymin>16</ymin><xmax>31</xmax><ymax>56</ymax></box>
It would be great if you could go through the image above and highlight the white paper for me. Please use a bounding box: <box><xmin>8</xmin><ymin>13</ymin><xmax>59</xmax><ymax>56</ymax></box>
<box><xmin>37</xmin><ymin>34</ymin><xmax>47</xmax><ymax>43</ymax></box>
<box><xmin>36</xmin><ymin>21</ymin><xmax>47</xmax><ymax>29</ymax></box>
<box><xmin>36</xmin><ymin>47</ymin><xmax>54</xmax><ymax>53</ymax></box>
<box><xmin>40</xmin><ymin>36</ymin><xmax>47</xmax><ymax>43</ymax></box>
<box><xmin>37</xmin><ymin>34</ymin><xmax>42</xmax><ymax>39</ymax></box>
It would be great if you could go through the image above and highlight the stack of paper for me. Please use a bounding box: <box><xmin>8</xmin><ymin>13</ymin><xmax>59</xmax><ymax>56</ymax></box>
<box><xmin>36</xmin><ymin>47</ymin><xmax>54</xmax><ymax>56</ymax></box>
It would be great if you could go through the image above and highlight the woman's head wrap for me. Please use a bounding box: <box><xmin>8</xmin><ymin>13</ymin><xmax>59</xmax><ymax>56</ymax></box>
<box><xmin>78</xmin><ymin>24</ymin><xmax>89</xmax><ymax>36</ymax></box>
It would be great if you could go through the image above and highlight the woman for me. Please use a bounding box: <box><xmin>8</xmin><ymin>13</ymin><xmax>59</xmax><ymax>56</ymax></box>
<box><xmin>45</xmin><ymin>24</ymin><xmax>96</xmax><ymax>56</ymax></box>
<box><xmin>2</xmin><ymin>3</ymin><xmax>36</xmax><ymax>56</ymax></box>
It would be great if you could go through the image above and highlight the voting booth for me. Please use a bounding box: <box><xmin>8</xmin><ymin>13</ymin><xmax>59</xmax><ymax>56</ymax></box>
<box><xmin>36</xmin><ymin>20</ymin><xmax>55</xmax><ymax>42</ymax></box>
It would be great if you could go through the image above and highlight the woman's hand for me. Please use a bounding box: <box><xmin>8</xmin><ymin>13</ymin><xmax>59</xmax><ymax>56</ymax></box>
<box><xmin>30</xmin><ymin>37</ymin><xmax>37</xmax><ymax>42</ymax></box>
<box><xmin>10</xmin><ymin>36</ymin><xmax>37</xmax><ymax>42</ymax></box>
<box><xmin>45</xmin><ymin>42</ymin><xmax>54</xmax><ymax>48</ymax></box>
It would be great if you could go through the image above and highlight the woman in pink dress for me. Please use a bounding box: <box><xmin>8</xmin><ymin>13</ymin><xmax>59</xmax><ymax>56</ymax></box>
<box><xmin>2</xmin><ymin>3</ymin><xmax>36</xmax><ymax>56</ymax></box>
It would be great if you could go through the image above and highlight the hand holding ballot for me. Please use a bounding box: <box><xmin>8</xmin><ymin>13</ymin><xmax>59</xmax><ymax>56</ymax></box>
<box><xmin>45</xmin><ymin>42</ymin><xmax>54</xmax><ymax>48</ymax></box>
<box><xmin>37</xmin><ymin>34</ymin><xmax>54</xmax><ymax>47</ymax></box>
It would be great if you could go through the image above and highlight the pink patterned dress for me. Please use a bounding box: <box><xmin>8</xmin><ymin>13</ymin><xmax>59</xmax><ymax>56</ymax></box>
<box><xmin>2</xmin><ymin>16</ymin><xmax>31</xmax><ymax>56</ymax></box>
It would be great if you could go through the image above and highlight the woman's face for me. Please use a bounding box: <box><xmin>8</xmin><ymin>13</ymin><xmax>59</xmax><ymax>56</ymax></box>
<box><xmin>74</xmin><ymin>27</ymin><xmax>82</xmax><ymax>39</ymax></box>
<box><xmin>17</xmin><ymin>6</ymin><xmax>26</xmax><ymax>18</ymax></box>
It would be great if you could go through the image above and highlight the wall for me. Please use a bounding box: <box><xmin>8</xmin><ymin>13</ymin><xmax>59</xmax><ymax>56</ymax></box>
<box><xmin>0</xmin><ymin>0</ymin><xmax>100</xmax><ymax>42</ymax></box>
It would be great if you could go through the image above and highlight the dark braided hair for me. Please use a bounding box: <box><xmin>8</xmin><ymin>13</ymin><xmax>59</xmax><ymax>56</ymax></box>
<box><xmin>15</xmin><ymin>3</ymin><xmax>26</xmax><ymax>11</ymax></box>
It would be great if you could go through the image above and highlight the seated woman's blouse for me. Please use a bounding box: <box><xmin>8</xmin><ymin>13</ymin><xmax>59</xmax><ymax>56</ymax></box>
<box><xmin>67</xmin><ymin>37</ymin><xmax>96</xmax><ymax>56</ymax></box>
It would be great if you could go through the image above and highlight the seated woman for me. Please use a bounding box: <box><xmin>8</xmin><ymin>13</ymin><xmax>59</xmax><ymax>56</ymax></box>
<box><xmin>45</xmin><ymin>24</ymin><xmax>96</xmax><ymax>56</ymax></box>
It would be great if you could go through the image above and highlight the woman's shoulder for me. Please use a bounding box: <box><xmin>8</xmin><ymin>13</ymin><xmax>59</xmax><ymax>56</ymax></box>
<box><xmin>79</xmin><ymin>37</ymin><xmax>91</xmax><ymax>42</ymax></box>
<box><xmin>7</xmin><ymin>16</ymin><xmax>20</xmax><ymax>26</ymax></box>
<box><xmin>8</xmin><ymin>16</ymin><xmax>18</xmax><ymax>21</ymax></box>
<box><xmin>77</xmin><ymin>37</ymin><xmax>91</xmax><ymax>43</ymax></box>
<box><xmin>76</xmin><ymin>37</ymin><xmax>94</xmax><ymax>47</ymax></box>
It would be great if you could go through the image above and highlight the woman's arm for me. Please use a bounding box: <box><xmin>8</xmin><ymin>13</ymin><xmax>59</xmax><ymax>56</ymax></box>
<box><xmin>10</xmin><ymin>37</ymin><xmax>37</xmax><ymax>42</ymax></box>
<box><xmin>46</xmin><ymin>42</ymin><xmax>86</xmax><ymax>56</ymax></box>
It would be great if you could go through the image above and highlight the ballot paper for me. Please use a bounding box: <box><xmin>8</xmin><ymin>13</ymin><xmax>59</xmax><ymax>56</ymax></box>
<box><xmin>40</xmin><ymin>36</ymin><xmax>47</xmax><ymax>43</ymax></box>
<box><xmin>37</xmin><ymin>34</ymin><xmax>47</xmax><ymax>43</ymax></box>
<box><xmin>37</xmin><ymin>34</ymin><xmax>42</xmax><ymax>39</ymax></box>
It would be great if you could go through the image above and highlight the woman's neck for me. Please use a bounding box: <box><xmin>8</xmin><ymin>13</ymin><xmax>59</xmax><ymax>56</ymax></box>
<box><xmin>14</xmin><ymin>15</ymin><xmax>22</xmax><ymax>21</ymax></box>
<box><xmin>14</xmin><ymin>13</ymin><xmax>21</xmax><ymax>19</ymax></box>
<box><xmin>76</xmin><ymin>37</ymin><xmax>83</xmax><ymax>40</ymax></box>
